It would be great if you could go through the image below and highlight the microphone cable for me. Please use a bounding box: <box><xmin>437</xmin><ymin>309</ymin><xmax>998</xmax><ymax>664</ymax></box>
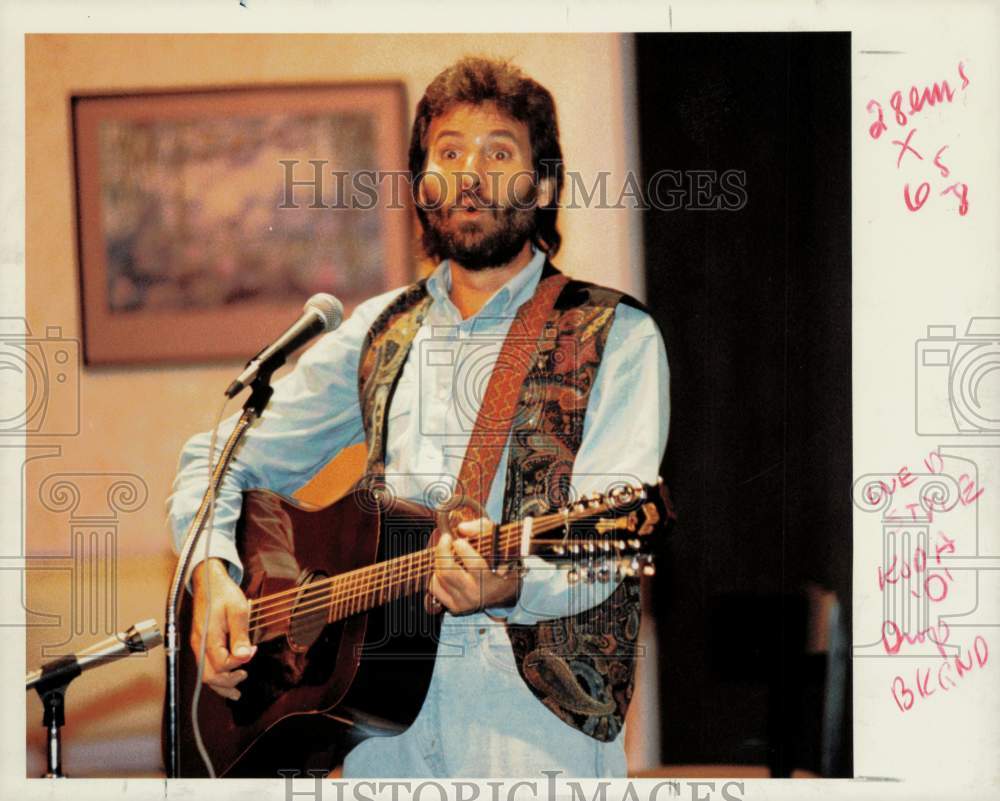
<box><xmin>190</xmin><ymin>393</ymin><xmax>230</xmax><ymax>778</ymax></box>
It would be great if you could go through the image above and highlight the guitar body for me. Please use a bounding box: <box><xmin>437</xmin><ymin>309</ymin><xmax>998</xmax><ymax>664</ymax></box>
<box><xmin>169</xmin><ymin>485</ymin><xmax>441</xmax><ymax>778</ymax></box>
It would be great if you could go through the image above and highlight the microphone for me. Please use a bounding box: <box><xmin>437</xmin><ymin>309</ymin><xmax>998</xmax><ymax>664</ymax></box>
<box><xmin>25</xmin><ymin>619</ymin><xmax>162</xmax><ymax>692</ymax></box>
<box><xmin>225</xmin><ymin>293</ymin><xmax>344</xmax><ymax>398</ymax></box>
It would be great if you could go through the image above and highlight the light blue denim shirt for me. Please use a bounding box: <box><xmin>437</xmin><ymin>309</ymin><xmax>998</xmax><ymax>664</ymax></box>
<box><xmin>167</xmin><ymin>245</ymin><xmax>670</xmax><ymax>778</ymax></box>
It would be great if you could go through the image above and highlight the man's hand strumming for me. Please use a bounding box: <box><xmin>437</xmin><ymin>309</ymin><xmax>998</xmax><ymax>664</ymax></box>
<box><xmin>190</xmin><ymin>557</ymin><xmax>257</xmax><ymax>700</ymax></box>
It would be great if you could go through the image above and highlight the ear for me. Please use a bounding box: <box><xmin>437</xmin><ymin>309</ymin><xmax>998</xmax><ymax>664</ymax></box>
<box><xmin>536</xmin><ymin>176</ymin><xmax>556</xmax><ymax>208</ymax></box>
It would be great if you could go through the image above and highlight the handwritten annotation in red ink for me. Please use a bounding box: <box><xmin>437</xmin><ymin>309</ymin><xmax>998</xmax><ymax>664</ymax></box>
<box><xmin>882</xmin><ymin>618</ymin><xmax>951</xmax><ymax>658</ymax></box>
<box><xmin>863</xmin><ymin>447</ymin><xmax>986</xmax><ymax>519</ymax></box>
<box><xmin>865</xmin><ymin>62</ymin><xmax>971</xmax><ymax>216</ymax></box>
<box><xmin>877</xmin><ymin>529</ymin><xmax>956</xmax><ymax>602</ymax></box>
<box><xmin>891</xmin><ymin>636</ymin><xmax>989</xmax><ymax>713</ymax></box>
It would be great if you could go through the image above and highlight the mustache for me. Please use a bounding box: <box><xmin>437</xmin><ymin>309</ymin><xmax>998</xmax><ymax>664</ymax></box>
<box><xmin>452</xmin><ymin>190</ymin><xmax>495</xmax><ymax>210</ymax></box>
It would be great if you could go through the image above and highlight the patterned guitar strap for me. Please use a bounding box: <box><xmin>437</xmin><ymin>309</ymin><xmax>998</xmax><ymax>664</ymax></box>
<box><xmin>433</xmin><ymin>270</ymin><xmax>570</xmax><ymax>574</ymax></box>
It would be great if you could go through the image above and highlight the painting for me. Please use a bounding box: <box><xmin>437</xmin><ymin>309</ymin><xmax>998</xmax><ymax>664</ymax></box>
<box><xmin>72</xmin><ymin>83</ymin><xmax>411</xmax><ymax>365</ymax></box>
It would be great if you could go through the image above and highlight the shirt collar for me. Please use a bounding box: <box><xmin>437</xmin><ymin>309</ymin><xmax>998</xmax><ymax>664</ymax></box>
<box><xmin>425</xmin><ymin>245</ymin><xmax>547</xmax><ymax>320</ymax></box>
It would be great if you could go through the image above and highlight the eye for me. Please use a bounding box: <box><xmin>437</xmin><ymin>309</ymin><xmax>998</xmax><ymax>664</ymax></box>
<box><xmin>493</xmin><ymin>150</ymin><xmax>511</xmax><ymax>161</ymax></box>
<box><xmin>441</xmin><ymin>148</ymin><xmax>460</xmax><ymax>160</ymax></box>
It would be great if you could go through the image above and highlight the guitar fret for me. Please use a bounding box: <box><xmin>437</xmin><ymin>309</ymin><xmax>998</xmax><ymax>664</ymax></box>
<box><xmin>378</xmin><ymin>561</ymin><xmax>384</xmax><ymax>608</ymax></box>
<box><xmin>347</xmin><ymin>573</ymin><xmax>358</xmax><ymax>615</ymax></box>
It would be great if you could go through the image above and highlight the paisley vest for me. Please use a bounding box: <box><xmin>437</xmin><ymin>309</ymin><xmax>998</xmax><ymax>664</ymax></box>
<box><xmin>356</xmin><ymin>259</ymin><xmax>648</xmax><ymax>742</ymax></box>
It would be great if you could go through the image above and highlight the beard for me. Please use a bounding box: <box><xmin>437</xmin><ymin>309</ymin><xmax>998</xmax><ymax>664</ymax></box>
<box><xmin>420</xmin><ymin>190</ymin><xmax>538</xmax><ymax>271</ymax></box>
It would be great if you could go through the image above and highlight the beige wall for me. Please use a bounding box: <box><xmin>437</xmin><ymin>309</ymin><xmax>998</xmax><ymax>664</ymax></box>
<box><xmin>24</xmin><ymin>33</ymin><xmax>644</xmax><ymax>776</ymax></box>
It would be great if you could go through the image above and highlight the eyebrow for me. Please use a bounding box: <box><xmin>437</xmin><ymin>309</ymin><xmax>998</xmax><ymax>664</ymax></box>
<box><xmin>433</xmin><ymin>129</ymin><xmax>519</xmax><ymax>144</ymax></box>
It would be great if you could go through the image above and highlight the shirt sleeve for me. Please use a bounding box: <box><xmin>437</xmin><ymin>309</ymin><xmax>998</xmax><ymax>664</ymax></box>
<box><xmin>165</xmin><ymin>286</ymin><xmax>407</xmax><ymax>590</ymax></box>
<box><xmin>497</xmin><ymin>301</ymin><xmax>670</xmax><ymax>625</ymax></box>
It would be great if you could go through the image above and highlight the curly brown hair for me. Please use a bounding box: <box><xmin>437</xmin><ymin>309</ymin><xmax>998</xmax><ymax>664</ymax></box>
<box><xmin>408</xmin><ymin>56</ymin><xmax>565</xmax><ymax>259</ymax></box>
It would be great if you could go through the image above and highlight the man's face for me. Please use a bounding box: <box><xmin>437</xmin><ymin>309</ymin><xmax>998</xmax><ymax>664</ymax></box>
<box><xmin>418</xmin><ymin>101</ymin><xmax>552</xmax><ymax>270</ymax></box>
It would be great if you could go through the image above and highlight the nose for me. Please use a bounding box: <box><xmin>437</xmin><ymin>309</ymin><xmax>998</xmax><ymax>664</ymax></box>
<box><xmin>459</xmin><ymin>154</ymin><xmax>485</xmax><ymax>192</ymax></box>
<box><xmin>459</xmin><ymin>167</ymin><xmax>480</xmax><ymax>193</ymax></box>
<box><xmin>459</xmin><ymin>149</ymin><xmax>491</xmax><ymax>193</ymax></box>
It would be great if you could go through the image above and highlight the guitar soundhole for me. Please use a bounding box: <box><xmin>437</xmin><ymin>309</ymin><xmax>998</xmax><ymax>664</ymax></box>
<box><xmin>288</xmin><ymin>570</ymin><xmax>330</xmax><ymax>653</ymax></box>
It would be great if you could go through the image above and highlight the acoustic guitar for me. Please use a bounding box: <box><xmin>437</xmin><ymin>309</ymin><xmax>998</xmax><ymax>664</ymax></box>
<box><xmin>166</xmin><ymin>479</ymin><xmax>670</xmax><ymax>777</ymax></box>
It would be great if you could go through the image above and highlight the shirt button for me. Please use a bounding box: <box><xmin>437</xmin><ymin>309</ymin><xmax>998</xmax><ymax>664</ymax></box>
<box><xmin>478</xmin><ymin>628</ymin><xmax>486</xmax><ymax>635</ymax></box>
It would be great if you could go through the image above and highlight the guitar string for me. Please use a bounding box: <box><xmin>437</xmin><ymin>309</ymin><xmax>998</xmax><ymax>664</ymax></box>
<box><xmin>244</xmin><ymin>529</ymin><xmax>633</xmax><ymax>631</ymax></box>
<box><xmin>242</xmin><ymin>500</ymin><xmax>629</xmax><ymax>624</ymax></box>
<box><xmin>248</xmin><ymin>549</ymin><xmax>437</xmax><ymax>632</ymax></box>
<box><xmin>242</xmin><ymin>502</ymin><xmax>643</xmax><ymax>630</ymax></box>
<box><xmin>243</xmin><ymin>498</ymin><xmax>627</xmax><ymax>617</ymax></box>
<box><xmin>245</xmin><ymin>544</ymin><xmax>628</xmax><ymax>636</ymax></box>
<box><xmin>246</xmin><ymin>529</ymin><xmax>508</xmax><ymax>631</ymax></box>
<box><xmin>244</xmin><ymin>513</ymin><xmax>643</xmax><ymax>633</ymax></box>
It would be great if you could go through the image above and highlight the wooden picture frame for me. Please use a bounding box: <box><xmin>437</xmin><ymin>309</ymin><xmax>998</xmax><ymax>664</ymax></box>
<box><xmin>72</xmin><ymin>83</ymin><xmax>411</xmax><ymax>365</ymax></box>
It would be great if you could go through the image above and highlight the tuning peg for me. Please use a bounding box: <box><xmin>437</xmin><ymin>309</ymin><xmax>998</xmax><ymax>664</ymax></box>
<box><xmin>583</xmin><ymin>565</ymin><xmax>597</xmax><ymax>584</ymax></box>
<box><xmin>583</xmin><ymin>541</ymin><xmax>595</xmax><ymax>553</ymax></box>
<box><xmin>597</xmin><ymin>564</ymin><xmax>611</xmax><ymax>583</ymax></box>
<box><xmin>551</xmin><ymin>544</ymin><xmax>565</xmax><ymax>556</ymax></box>
<box><xmin>641</xmin><ymin>560</ymin><xmax>656</xmax><ymax>576</ymax></box>
<box><xmin>568</xmin><ymin>543</ymin><xmax>581</xmax><ymax>555</ymax></box>
<box><xmin>567</xmin><ymin>568</ymin><xmax>580</xmax><ymax>585</ymax></box>
<box><xmin>620</xmin><ymin>561</ymin><xmax>636</xmax><ymax>577</ymax></box>
<box><xmin>600</xmin><ymin>540</ymin><xmax>612</xmax><ymax>552</ymax></box>
<box><xmin>627</xmin><ymin>538</ymin><xmax>641</xmax><ymax>550</ymax></box>
<box><xmin>614</xmin><ymin>539</ymin><xmax>626</xmax><ymax>551</ymax></box>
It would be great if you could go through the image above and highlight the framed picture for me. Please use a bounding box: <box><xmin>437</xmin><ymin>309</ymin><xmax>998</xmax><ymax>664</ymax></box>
<box><xmin>72</xmin><ymin>83</ymin><xmax>411</xmax><ymax>365</ymax></box>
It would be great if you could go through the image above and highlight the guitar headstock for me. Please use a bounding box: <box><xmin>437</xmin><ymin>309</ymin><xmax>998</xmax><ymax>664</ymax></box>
<box><xmin>526</xmin><ymin>478</ymin><xmax>676</xmax><ymax>583</ymax></box>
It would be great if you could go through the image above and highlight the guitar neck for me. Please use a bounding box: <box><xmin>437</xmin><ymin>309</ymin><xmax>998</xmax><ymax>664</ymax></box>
<box><xmin>246</xmin><ymin>488</ymin><xmax>653</xmax><ymax>635</ymax></box>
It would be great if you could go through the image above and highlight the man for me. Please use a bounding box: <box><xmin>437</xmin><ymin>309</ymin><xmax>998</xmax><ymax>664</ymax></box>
<box><xmin>168</xmin><ymin>56</ymin><xmax>669</xmax><ymax>778</ymax></box>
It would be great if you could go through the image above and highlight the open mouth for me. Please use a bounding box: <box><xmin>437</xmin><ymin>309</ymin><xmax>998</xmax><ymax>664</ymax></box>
<box><xmin>454</xmin><ymin>194</ymin><xmax>495</xmax><ymax>216</ymax></box>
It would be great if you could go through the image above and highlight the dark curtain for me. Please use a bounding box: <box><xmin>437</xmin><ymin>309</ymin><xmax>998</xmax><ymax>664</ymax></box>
<box><xmin>636</xmin><ymin>32</ymin><xmax>853</xmax><ymax>776</ymax></box>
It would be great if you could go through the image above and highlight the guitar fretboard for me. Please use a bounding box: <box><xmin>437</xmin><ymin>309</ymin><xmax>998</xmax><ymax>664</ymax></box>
<box><xmin>245</xmin><ymin>489</ymin><xmax>645</xmax><ymax>637</ymax></box>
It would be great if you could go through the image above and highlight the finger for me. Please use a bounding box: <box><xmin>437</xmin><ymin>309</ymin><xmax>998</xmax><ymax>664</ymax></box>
<box><xmin>451</xmin><ymin>536</ymin><xmax>489</xmax><ymax>571</ymax></box>
<box><xmin>219</xmin><ymin>647</ymin><xmax>257</xmax><ymax>672</ymax></box>
<box><xmin>435</xmin><ymin>551</ymin><xmax>471</xmax><ymax>595</ymax></box>
<box><xmin>208</xmin><ymin>683</ymin><xmax>241</xmax><ymax>701</ymax></box>
<box><xmin>203</xmin><ymin>619</ymin><xmax>235</xmax><ymax>674</ymax></box>
<box><xmin>227</xmin><ymin>598</ymin><xmax>254</xmax><ymax>660</ymax></box>
<box><xmin>455</xmin><ymin>517</ymin><xmax>491</xmax><ymax>538</ymax></box>
<box><xmin>436</xmin><ymin>532</ymin><xmax>460</xmax><ymax>577</ymax></box>
<box><xmin>429</xmin><ymin>573</ymin><xmax>460</xmax><ymax>613</ymax></box>
<box><xmin>207</xmin><ymin>669</ymin><xmax>248</xmax><ymax>690</ymax></box>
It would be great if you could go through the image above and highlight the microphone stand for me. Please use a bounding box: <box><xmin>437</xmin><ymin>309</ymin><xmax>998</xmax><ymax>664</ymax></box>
<box><xmin>164</xmin><ymin>372</ymin><xmax>276</xmax><ymax>778</ymax></box>
<box><xmin>27</xmin><ymin>619</ymin><xmax>162</xmax><ymax>778</ymax></box>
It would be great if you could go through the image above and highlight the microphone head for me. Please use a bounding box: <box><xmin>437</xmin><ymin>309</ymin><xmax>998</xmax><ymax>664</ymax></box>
<box><xmin>133</xmin><ymin>619</ymin><xmax>163</xmax><ymax>652</ymax></box>
<box><xmin>305</xmin><ymin>293</ymin><xmax>344</xmax><ymax>332</ymax></box>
